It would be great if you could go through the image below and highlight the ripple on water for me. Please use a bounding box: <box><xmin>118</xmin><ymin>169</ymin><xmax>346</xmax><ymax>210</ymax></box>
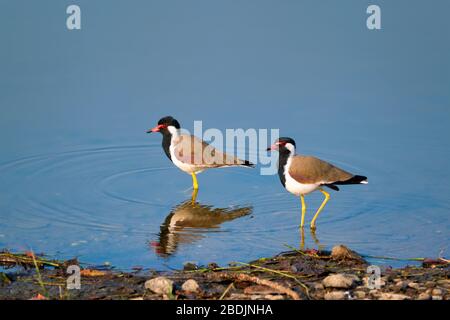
<box><xmin>0</xmin><ymin>145</ymin><xmax>447</xmax><ymax>269</ymax></box>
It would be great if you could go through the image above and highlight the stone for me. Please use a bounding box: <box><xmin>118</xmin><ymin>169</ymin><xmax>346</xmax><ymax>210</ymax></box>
<box><xmin>324</xmin><ymin>291</ymin><xmax>347</xmax><ymax>300</ymax></box>
<box><xmin>369</xmin><ymin>289</ymin><xmax>381</xmax><ymax>298</ymax></box>
<box><xmin>145</xmin><ymin>277</ymin><xmax>173</xmax><ymax>295</ymax></box>
<box><xmin>264</xmin><ymin>294</ymin><xmax>284</xmax><ymax>300</ymax></box>
<box><xmin>437</xmin><ymin>279</ymin><xmax>450</xmax><ymax>287</ymax></box>
<box><xmin>314</xmin><ymin>290</ymin><xmax>325</xmax><ymax>299</ymax></box>
<box><xmin>322</xmin><ymin>274</ymin><xmax>359</xmax><ymax>289</ymax></box>
<box><xmin>431</xmin><ymin>288</ymin><xmax>443</xmax><ymax>296</ymax></box>
<box><xmin>418</xmin><ymin>287</ymin><xmax>427</xmax><ymax>291</ymax></box>
<box><xmin>207</xmin><ymin>262</ymin><xmax>219</xmax><ymax>269</ymax></box>
<box><xmin>244</xmin><ymin>285</ymin><xmax>276</xmax><ymax>295</ymax></box>
<box><xmin>394</xmin><ymin>281</ymin><xmax>407</xmax><ymax>290</ymax></box>
<box><xmin>353</xmin><ymin>291</ymin><xmax>366</xmax><ymax>299</ymax></box>
<box><xmin>331</xmin><ymin>245</ymin><xmax>364</xmax><ymax>262</ymax></box>
<box><xmin>408</xmin><ymin>282</ymin><xmax>420</xmax><ymax>290</ymax></box>
<box><xmin>417</xmin><ymin>292</ymin><xmax>431</xmax><ymax>300</ymax></box>
<box><xmin>229</xmin><ymin>293</ymin><xmax>249</xmax><ymax>300</ymax></box>
<box><xmin>183</xmin><ymin>262</ymin><xmax>198</xmax><ymax>271</ymax></box>
<box><xmin>182</xmin><ymin>279</ymin><xmax>200</xmax><ymax>293</ymax></box>
<box><xmin>313</xmin><ymin>283</ymin><xmax>324</xmax><ymax>291</ymax></box>
<box><xmin>379</xmin><ymin>293</ymin><xmax>409</xmax><ymax>300</ymax></box>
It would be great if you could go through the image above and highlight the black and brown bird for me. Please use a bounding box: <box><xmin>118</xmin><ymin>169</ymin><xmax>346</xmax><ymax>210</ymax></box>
<box><xmin>267</xmin><ymin>137</ymin><xmax>368</xmax><ymax>229</ymax></box>
<box><xmin>147</xmin><ymin>116</ymin><xmax>254</xmax><ymax>193</ymax></box>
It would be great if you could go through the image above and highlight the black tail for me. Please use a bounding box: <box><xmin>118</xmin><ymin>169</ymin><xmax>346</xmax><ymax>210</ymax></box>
<box><xmin>324</xmin><ymin>175</ymin><xmax>368</xmax><ymax>191</ymax></box>
<box><xmin>334</xmin><ymin>175</ymin><xmax>368</xmax><ymax>185</ymax></box>
<box><xmin>241</xmin><ymin>160</ymin><xmax>255</xmax><ymax>168</ymax></box>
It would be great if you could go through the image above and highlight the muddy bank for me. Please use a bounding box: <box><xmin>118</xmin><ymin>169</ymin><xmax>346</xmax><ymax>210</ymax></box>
<box><xmin>0</xmin><ymin>246</ymin><xmax>448</xmax><ymax>300</ymax></box>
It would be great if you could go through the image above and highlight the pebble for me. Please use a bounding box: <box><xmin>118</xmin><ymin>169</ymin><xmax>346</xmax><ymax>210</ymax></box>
<box><xmin>145</xmin><ymin>277</ymin><xmax>174</xmax><ymax>295</ymax></box>
<box><xmin>379</xmin><ymin>293</ymin><xmax>409</xmax><ymax>300</ymax></box>
<box><xmin>182</xmin><ymin>279</ymin><xmax>200</xmax><ymax>293</ymax></box>
<box><xmin>314</xmin><ymin>290</ymin><xmax>325</xmax><ymax>299</ymax></box>
<box><xmin>330</xmin><ymin>245</ymin><xmax>364</xmax><ymax>262</ymax></box>
<box><xmin>394</xmin><ymin>281</ymin><xmax>407</xmax><ymax>290</ymax></box>
<box><xmin>431</xmin><ymin>288</ymin><xmax>443</xmax><ymax>296</ymax></box>
<box><xmin>324</xmin><ymin>291</ymin><xmax>347</xmax><ymax>300</ymax></box>
<box><xmin>229</xmin><ymin>293</ymin><xmax>249</xmax><ymax>300</ymax></box>
<box><xmin>264</xmin><ymin>294</ymin><xmax>284</xmax><ymax>300</ymax></box>
<box><xmin>183</xmin><ymin>262</ymin><xmax>198</xmax><ymax>271</ymax></box>
<box><xmin>313</xmin><ymin>283</ymin><xmax>324</xmax><ymax>291</ymax></box>
<box><xmin>207</xmin><ymin>262</ymin><xmax>219</xmax><ymax>269</ymax></box>
<box><xmin>353</xmin><ymin>291</ymin><xmax>366</xmax><ymax>299</ymax></box>
<box><xmin>244</xmin><ymin>285</ymin><xmax>276</xmax><ymax>295</ymax></box>
<box><xmin>437</xmin><ymin>279</ymin><xmax>450</xmax><ymax>287</ymax></box>
<box><xmin>417</xmin><ymin>292</ymin><xmax>431</xmax><ymax>300</ymax></box>
<box><xmin>408</xmin><ymin>282</ymin><xmax>420</xmax><ymax>290</ymax></box>
<box><xmin>369</xmin><ymin>289</ymin><xmax>381</xmax><ymax>298</ymax></box>
<box><xmin>323</xmin><ymin>274</ymin><xmax>359</xmax><ymax>289</ymax></box>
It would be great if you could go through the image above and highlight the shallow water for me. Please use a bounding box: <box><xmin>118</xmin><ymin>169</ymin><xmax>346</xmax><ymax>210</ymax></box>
<box><xmin>1</xmin><ymin>1</ymin><xmax>449</xmax><ymax>270</ymax></box>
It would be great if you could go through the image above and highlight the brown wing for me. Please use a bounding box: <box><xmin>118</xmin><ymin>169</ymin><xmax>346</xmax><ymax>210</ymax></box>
<box><xmin>288</xmin><ymin>155</ymin><xmax>353</xmax><ymax>184</ymax></box>
<box><xmin>173</xmin><ymin>135</ymin><xmax>248</xmax><ymax>167</ymax></box>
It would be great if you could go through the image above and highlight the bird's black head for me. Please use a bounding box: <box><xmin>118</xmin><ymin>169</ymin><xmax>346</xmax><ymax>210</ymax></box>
<box><xmin>147</xmin><ymin>116</ymin><xmax>181</xmax><ymax>134</ymax></box>
<box><xmin>266</xmin><ymin>137</ymin><xmax>296</xmax><ymax>155</ymax></box>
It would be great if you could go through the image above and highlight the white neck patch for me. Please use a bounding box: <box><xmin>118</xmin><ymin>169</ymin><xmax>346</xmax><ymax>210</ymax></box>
<box><xmin>285</xmin><ymin>143</ymin><xmax>296</xmax><ymax>156</ymax></box>
<box><xmin>167</xmin><ymin>125</ymin><xmax>179</xmax><ymax>137</ymax></box>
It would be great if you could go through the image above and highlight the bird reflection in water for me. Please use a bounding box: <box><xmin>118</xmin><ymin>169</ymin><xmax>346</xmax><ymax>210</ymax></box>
<box><xmin>151</xmin><ymin>190</ymin><xmax>252</xmax><ymax>256</ymax></box>
<box><xmin>300</xmin><ymin>227</ymin><xmax>324</xmax><ymax>251</ymax></box>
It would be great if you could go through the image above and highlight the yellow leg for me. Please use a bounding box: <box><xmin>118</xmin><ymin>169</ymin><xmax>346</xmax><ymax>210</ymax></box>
<box><xmin>300</xmin><ymin>194</ymin><xmax>306</xmax><ymax>229</ymax></box>
<box><xmin>191</xmin><ymin>173</ymin><xmax>199</xmax><ymax>190</ymax></box>
<box><xmin>191</xmin><ymin>188</ymin><xmax>198</xmax><ymax>205</ymax></box>
<box><xmin>310</xmin><ymin>188</ymin><xmax>330</xmax><ymax>230</ymax></box>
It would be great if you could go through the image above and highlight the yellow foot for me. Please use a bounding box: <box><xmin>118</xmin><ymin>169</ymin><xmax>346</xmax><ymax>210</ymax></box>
<box><xmin>191</xmin><ymin>188</ymin><xmax>198</xmax><ymax>205</ymax></box>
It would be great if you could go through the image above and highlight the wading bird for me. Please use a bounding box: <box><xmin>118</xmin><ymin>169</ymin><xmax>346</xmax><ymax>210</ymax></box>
<box><xmin>267</xmin><ymin>137</ymin><xmax>368</xmax><ymax>229</ymax></box>
<box><xmin>147</xmin><ymin>116</ymin><xmax>254</xmax><ymax>199</ymax></box>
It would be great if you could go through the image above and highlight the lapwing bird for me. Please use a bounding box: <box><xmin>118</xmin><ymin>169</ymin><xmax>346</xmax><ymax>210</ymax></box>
<box><xmin>267</xmin><ymin>137</ymin><xmax>368</xmax><ymax>229</ymax></box>
<box><xmin>147</xmin><ymin>116</ymin><xmax>254</xmax><ymax>193</ymax></box>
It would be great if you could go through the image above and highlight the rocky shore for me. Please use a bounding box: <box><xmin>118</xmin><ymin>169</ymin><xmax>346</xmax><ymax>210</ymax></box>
<box><xmin>0</xmin><ymin>245</ymin><xmax>448</xmax><ymax>300</ymax></box>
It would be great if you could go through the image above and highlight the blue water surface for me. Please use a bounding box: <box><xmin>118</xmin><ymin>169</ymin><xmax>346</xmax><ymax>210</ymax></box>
<box><xmin>0</xmin><ymin>1</ymin><xmax>449</xmax><ymax>270</ymax></box>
